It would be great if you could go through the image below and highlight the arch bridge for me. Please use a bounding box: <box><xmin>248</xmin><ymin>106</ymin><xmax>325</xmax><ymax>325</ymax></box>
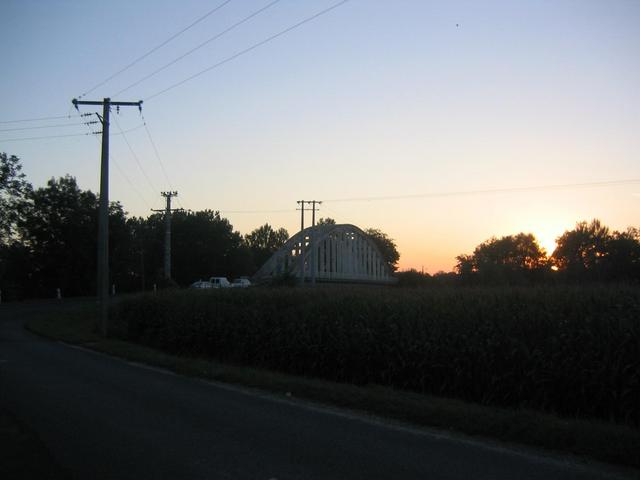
<box><xmin>253</xmin><ymin>224</ymin><xmax>397</xmax><ymax>285</ymax></box>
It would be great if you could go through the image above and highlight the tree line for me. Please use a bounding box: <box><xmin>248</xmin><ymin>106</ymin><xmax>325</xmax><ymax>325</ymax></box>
<box><xmin>397</xmin><ymin>219</ymin><xmax>640</xmax><ymax>286</ymax></box>
<box><xmin>0</xmin><ymin>153</ymin><xmax>400</xmax><ymax>300</ymax></box>
<box><xmin>5</xmin><ymin>151</ymin><xmax>635</xmax><ymax>298</ymax></box>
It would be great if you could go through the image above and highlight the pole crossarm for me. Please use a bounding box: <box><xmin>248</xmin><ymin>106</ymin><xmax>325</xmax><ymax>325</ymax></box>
<box><xmin>73</xmin><ymin>98</ymin><xmax>143</xmax><ymax>107</ymax></box>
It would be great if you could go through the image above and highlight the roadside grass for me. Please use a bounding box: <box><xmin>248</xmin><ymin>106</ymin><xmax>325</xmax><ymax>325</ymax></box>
<box><xmin>0</xmin><ymin>409</ymin><xmax>70</xmax><ymax>480</ymax></box>
<box><xmin>23</xmin><ymin>299</ymin><xmax>640</xmax><ymax>471</ymax></box>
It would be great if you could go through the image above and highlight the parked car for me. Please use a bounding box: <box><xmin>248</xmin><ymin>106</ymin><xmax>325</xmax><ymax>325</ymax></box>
<box><xmin>190</xmin><ymin>280</ymin><xmax>214</xmax><ymax>289</ymax></box>
<box><xmin>208</xmin><ymin>277</ymin><xmax>231</xmax><ymax>288</ymax></box>
<box><xmin>231</xmin><ymin>278</ymin><xmax>251</xmax><ymax>288</ymax></box>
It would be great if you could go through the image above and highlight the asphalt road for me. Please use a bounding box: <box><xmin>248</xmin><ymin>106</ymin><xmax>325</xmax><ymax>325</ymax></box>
<box><xmin>0</xmin><ymin>301</ymin><xmax>635</xmax><ymax>480</ymax></box>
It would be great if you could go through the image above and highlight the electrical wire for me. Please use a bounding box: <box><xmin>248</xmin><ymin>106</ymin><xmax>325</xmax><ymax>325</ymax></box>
<box><xmin>140</xmin><ymin>114</ymin><xmax>188</xmax><ymax>211</ymax></box>
<box><xmin>323</xmin><ymin>179</ymin><xmax>640</xmax><ymax>203</ymax></box>
<box><xmin>0</xmin><ymin>124</ymin><xmax>145</xmax><ymax>142</ymax></box>
<box><xmin>115</xmin><ymin>0</ymin><xmax>282</xmax><ymax>97</ymax></box>
<box><xmin>111</xmin><ymin>123</ymin><xmax>146</xmax><ymax>136</ymax></box>
<box><xmin>219</xmin><ymin>208</ymin><xmax>295</xmax><ymax>214</ymax></box>
<box><xmin>0</xmin><ymin>114</ymin><xmax>90</xmax><ymax>124</ymax></box>
<box><xmin>145</xmin><ymin>0</ymin><xmax>350</xmax><ymax>101</ymax></box>
<box><xmin>319</xmin><ymin>204</ymin><xmax>343</xmax><ymax>221</ymax></box>
<box><xmin>218</xmin><ymin>177</ymin><xmax>640</xmax><ymax>216</ymax></box>
<box><xmin>74</xmin><ymin>109</ymin><xmax>155</xmax><ymax>210</ymax></box>
<box><xmin>112</xmin><ymin>114</ymin><xmax>159</xmax><ymax>198</ymax></box>
<box><xmin>0</xmin><ymin>132</ymin><xmax>99</xmax><ymax>142</ymax></box>
<box><xmin>111</xmin><ymin>155</ymin><xmax>154</xmax><ymax>211</ymax></box>
<box><xmin>79</xmin><ymin>0</ymin><xmax>233</xmax><ymax>98</ymax></box>
<box><xmin>0</xmin><ymin>121</ymin><xmax>99</xmax><ymax>132</ymax></box>
<box><xmin>142</xmin><ymin>118</ymin><xmax>172</xmax><ymax>188</ymax></box>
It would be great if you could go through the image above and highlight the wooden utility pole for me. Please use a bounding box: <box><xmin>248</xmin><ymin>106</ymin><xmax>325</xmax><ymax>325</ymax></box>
<box><xmin>309</xmin><ymin>200</ymin><xmax>321</xmax><ymax>228</ymax></box>
<box><xmin>307</xmin><ymin>200</ymin><xmax>322</xmax><ymax>285</ymax></box>
<box><xmin>72</xmin><ymin>97</ymin><xmax>142</xmax><ymax>337</ymax></box>
<box><xmin>296</xmin><ymin>200</ymin><xmax>306</xmax><ymax>283</ymax></box>
<box><xmin>152</xmin><ymin>191</ymin><xmax>181</xmax><ymax>280</ymax></box>
<box><xmin>296</xmin><ymin>200</ymin><xmax>322</xmax><ymax>285</ymax></box>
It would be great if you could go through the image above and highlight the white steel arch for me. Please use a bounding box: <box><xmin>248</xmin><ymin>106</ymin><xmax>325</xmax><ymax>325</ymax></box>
<box><xmin>253</xmin><ymin>224</ymin><xmax>397</xmax><ymax>285</ymax></box>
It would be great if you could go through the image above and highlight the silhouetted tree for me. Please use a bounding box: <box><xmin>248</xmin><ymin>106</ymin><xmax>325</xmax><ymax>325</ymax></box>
<box><xmin>432</xmin><ymin>270</ymin><xmax>458</xmax><ymax>286</ymax></box>
<box><xmin>365</xmin><ymin>228</ymin><xmax>400</xmax><ymax>272</ymax></box>
<box><xmin>16</xmin><ymin>175</ymin><xmax>129</xmax><ymax>297</ymax></box>
<box><xmin>456</xmin><ymin>233</ymin><xmax>548</xmax><ymax>284</ymax></box>
<box><xmin>552</xmin><ymin>219</ymin><xmax>610</xmax><ymax>280</ymax></box>
<box><xmin>396</xmin><ymin>268</ymin><xmax>431</xmax><ymax>286</ymax></box>
<box><xmin>244</xmin><ymin>223</ymin><xmax>289</xmax><ymax>271</ymax></box>
<box><xmin>0</xmin><ymin>242</ymin><xmax>33</xmax><ymax>300</ymax></box>
<box><xmin>316</xmin><ymin>217</ymin><xmax>336</xmax><ymax>225</ymax></box>
<box><xmin>476</xmin><ymin>233</ymin><xmax>546</xmax><ymax>267</ymax></box>
<box><xmin>0</xmin><ymin>153</ymin><xmax>31</xmax><ymax>244</ymax></box>
<box><xmin>604</xmin><ymin>227</ymin><xmax>640</xmax><ymax>281</ymax></box>
<box><xmin>109</xmin><ymin>202</ymin><xmax>138</xmax><ymax>292</ymax></box>
<box><xmin>169</xmin><ymin>210</ymin><xmax>251</xmax><ymax>285</ymax></box>
<box><xmin>18</xmin><ymin>175</ymin><xmax>98</xmax><ymax>296</ymax></box>
<box><xmin>455</xmin><ymin>254</ymin><xmax>475</xmax><ymax>275</ymax></box>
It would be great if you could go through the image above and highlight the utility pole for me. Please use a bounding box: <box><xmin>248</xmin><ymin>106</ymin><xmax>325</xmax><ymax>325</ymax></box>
<box><xmin>296</xmin><ymin>200</ymin><xmax>306</xmax><ymax>283</ymax></box>
<box><xmin>72</xmin><ymin>97</ymin><xmax>142</xmax><ymax>337</ymax></box>
<box><xmin>296</xmin><ymin>200</ymin><xmax>322</xmax><ymax>285</ymax></box>
<box><xmin>307</xmin><ymin>200</ymin><xmax>322</xmax><ymax>285</ymax></box>
<box><xmin>152</xmin><ymin>191</ymin><xmax>182</xmax><ymax>281</ymax></box>
<box><xmin>309</xmin><ymin>200</ymin><xmax>322</xmax><ymax>228</ymax></box>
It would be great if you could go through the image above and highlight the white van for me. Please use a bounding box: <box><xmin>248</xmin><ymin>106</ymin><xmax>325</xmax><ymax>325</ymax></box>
<box><xmin>208</xmin><ymin>277</ymin><xmax>231</xmax><ymax>288</ymax></box>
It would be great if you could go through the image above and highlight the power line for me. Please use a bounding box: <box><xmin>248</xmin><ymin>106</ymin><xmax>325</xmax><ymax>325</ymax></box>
<box><xmin>320</xmin><ymin>204</ymin><xmax>343</xmax><ymax>221</ymax></box>
<box><xmin>0</xmin><ymin>121</ymin><xmax>99</xmax><ymax>132</ymax></box>
<box><xmin>157</xmin><ymin>208</ymin><xmax>293</xmax><ymax>214</ymax></box>
<box><xmin>79</xmin><ymin>0</ymin><xmax>233</xmax><ymax>98</ymax></box>
<box><xmin>112</xmin><ymin>114</ymin><xmax>158</xmax><ymax>197</ymax></box>
<box><xmin>323</xmin><ymin>179</ymin><xmax>640</xmax><ymax>203</ymax></box>
<box><xmin>111</xmin><ymin>123</ymin><xmax>146</xmax><ymax>136</ymax></box>
<box><xmin>0</xmin><ymin>114</ymin><xmax>90</xmax><ymax>124</ymax></box>
<box><xmin>141</xmin><ymin>115</ymin><xmax>173</xmax><ymax>189</ymax></box>
<box><xmin>145</xmin><ymin>0</ymin><xmax>350</xmax><ymax>101</ymax></box>
<box><xmin>0</xmin><ymin>131</ymin><xmax>99</xmax><ymax>142</ymax></box>
<box><xmin>72</xmin><ymin>109</ymin><xmax>154</xmax><ymax>211</ymax></box>
<box><xmin>162</xmin><ymin>175</ymin><xmax>639</xmax><ymax>215</ymax></box>
<box><xmin>112</xmin><ymin>155</ymin><xmax>154</xmax><ymax>211</ymax></box>
<box><xmin>219</xmin><ymin>208</ymin><xmax>294</xmax><ymax>214</ymax></box>
<box><xmin>0</xmin><ymin>124</ymin><xmax>144</xmax><ymax>142</ymax></box>
<box><xmin>140</xmin><ymin>114</ymin><xmax>187</xmax><ymax>211</ymax></box>
<box><xmin>115</xmin><ymin>0</ymin><xmax>282</xmax><ymax>97</ymax></box>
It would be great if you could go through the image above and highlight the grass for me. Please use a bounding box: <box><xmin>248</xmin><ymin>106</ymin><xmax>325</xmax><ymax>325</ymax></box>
<box><xmin>24</xmin><ymin>297</ymin><xmax>640</xmax><ymax>471</ymax></box>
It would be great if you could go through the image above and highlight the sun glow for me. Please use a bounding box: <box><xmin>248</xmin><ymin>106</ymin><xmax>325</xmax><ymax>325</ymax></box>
<box><xmin>515</xmin><ymin>218</ymin><xmax>569</xmax><ymax>261</ymax></box>
<box><xmin>533</xmin><ymin>231</ymin><xmax>558</xmax><ymax>258</ymax></box>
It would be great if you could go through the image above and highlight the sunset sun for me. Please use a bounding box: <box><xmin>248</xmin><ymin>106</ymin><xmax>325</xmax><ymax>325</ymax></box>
<box><xmin>535</xmin><ymin>232</ymin><xmax>558</xmax><ymax>257</ymax></box>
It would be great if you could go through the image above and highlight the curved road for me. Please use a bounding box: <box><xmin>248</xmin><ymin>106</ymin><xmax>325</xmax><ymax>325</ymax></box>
<box><xmin>0</xmin><ymin>301</ymin><xmax>635</xmax><ymax>479</ymax></box>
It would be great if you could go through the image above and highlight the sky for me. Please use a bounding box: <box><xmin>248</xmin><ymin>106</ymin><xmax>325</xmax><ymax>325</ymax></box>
<box><xmin>1</xmin><ymin>0</ymin><xmax>639</xmax><ymax>273</ymax></box>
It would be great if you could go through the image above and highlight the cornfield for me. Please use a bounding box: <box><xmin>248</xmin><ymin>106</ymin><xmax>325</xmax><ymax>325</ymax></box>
<box><xmin>111</xmin><ymin>284</ymin><xmax>640</xmax><ymax>427</ymax></box>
